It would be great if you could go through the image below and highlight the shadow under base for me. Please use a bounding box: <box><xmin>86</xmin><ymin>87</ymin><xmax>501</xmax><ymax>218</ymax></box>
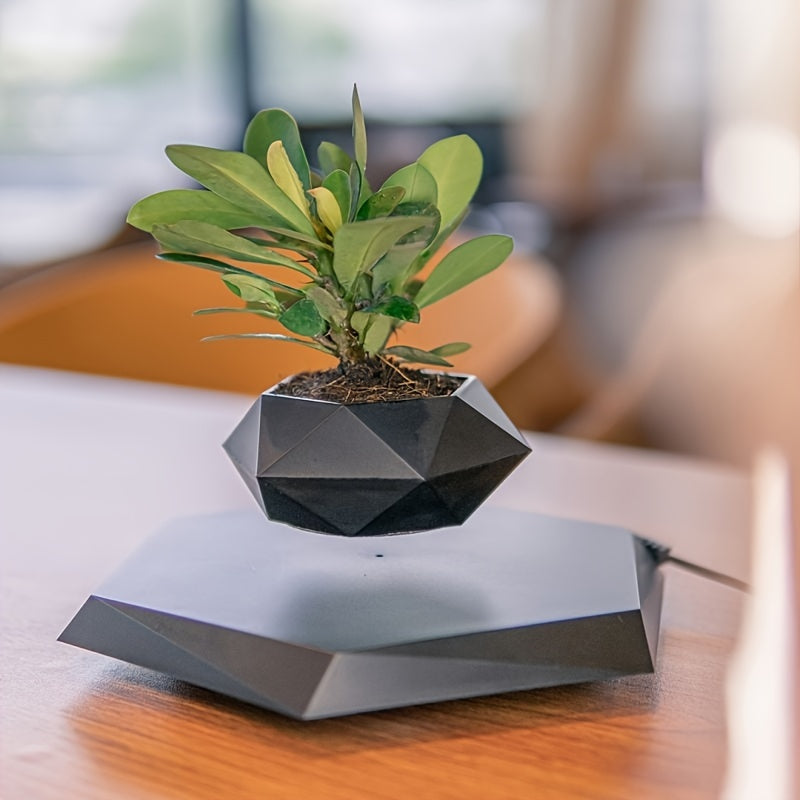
<box><xmin>59</xmin><ymin>506</ymin><xmax>666</xmax><ymax>720</ymax></box>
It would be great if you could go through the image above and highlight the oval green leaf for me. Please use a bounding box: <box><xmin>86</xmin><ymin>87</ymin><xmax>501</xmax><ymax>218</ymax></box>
<box><xmin>307</xmin><ymin>187</ymin><xmax>343</xmax><ymax>233</ymax></box>
<box><xmin>356</xmin><ymin>186</ymin><xmax>406</xmax><ymax>221</ymax></box>
<box><xmin>165</xmin><ymin>145</ymin><xmax>316</xmax><ymax>235</ymax></box>
<box><xmin>278</xmin><ymin>297</ymin><xmax>327</xmax><ymax>337</ymax></box>
<box><xmin>391</xmin><ymin>203</ymin><xmax>440</xmax><ymax>246</ymax></box>
<box><xmin>383</xmin><ymin>345</ymin><xmax>453</xmax><ymax>367</ymax></box>
<box><xmin>362</xmin><ymin>314</ymin><xmax>395</xmax><ymax>355</ymax></box>
<box><xmin>367</xmin><ymin>296</ymin><xmax>420</xmax><ymax>323</ymax></box>
<box><xmin>332</xmin><ymin>216</ymin><xmax>434</xmax><ymax>290</ymax></box>
<box><xmin>317</xmin><ymin>141</ymin><xmax>352</xmax><ymax>176</ymax></box>
<box><xmin>370</xmin><ymin>206</ymin><xmax>440</xmax><ymax>292</ymax></box>
<box><xmin>152</xmin><ymin>221</ymin><xmax>316</xmax><ymax>277</ymax></box>
<box><xmin>431</xmin><ymin>342</ymin><xmax>471</xmax><ymax>357</ymax></box>
<box><xmin>381</xmin><ymin>162</ymin><xmax>437</xmax><ymax>206</ymax></box>
<box><xmin>414</xmin><ymin>234</ymin><xmax>513</xmax><ymax>308</ymax></box>
<box><xmin>221</xmin><ymin>274</ymin><xmax>279</xmax><ymax>306</ymax></box>
<box><xmin>322</xmin><ymin>169</ymin><xmax>352</xmax><ymax>222</ymax></box>
<box><xmin>243</xmin><ymin>108</ymin><xmax>311</xmax><ymax>189</ymax></box>
<box><xmin>127</xmin><ymin>190</ymin><xmax>266</xmax><ymax>233</ymax></box>
<box><xmin>417</xmin><ymin>135</ymin><xmax>482</xmax><ymax>234</ymax></box>
<box><xmin>267</xmin><ymin>141</ymin><xmax>312</xmax><ymax>220</ymax></box>
<box><xmin>305</xmin><ymin>285</ymin><xmax>346</xmax><ymax>325</ymax></box>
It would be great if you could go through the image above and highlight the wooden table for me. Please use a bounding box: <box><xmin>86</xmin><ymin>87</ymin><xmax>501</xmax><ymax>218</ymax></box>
<box><xmin>0</xmin><ymin>366</ymin><xmax>752</xmax><ymax>800</ymax></box>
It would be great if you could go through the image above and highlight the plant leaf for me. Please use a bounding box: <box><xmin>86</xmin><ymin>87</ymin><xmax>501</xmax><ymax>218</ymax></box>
<box><xmin>321</xmin><ymin>169</ymin><xmax>352</xmax><ymax>222</ymax></box>
<box><xmin>350</xmin><ymin>310</ymin><xmax>369</xmax><ymax>335</ymax></box>
<box><xmin>383</xmin><ymin>345</ymin><xmax>453</xmax><ymax>367</ymax></box>
<box><xmin>157</xmin><ymin>252</ymin><xmax>262</xmax><ymax>276</ymax></box>
<box><xmin>381</xmin><ymin>162</ymin><xmax>437</xmax><ymax>206</ymax></box>
<box><xmin>356</xmin><ymin>186</ymin><xmax>406</xmax><ymax>220</ymax></box>
<box><xmin>317</xmin><ymin>141</ymin><xmax>352</xmax><ymax>176</ymax></box>
<box><xmin>366</xmin><ymin>295</ymin><xmax>420</xmax><ymax>323</ymax></box>
<box><xmin>152</xmin><ymin>221</ymin><xmax>316</xmax><ymax>277</ymax></box>
<box><xmin>239</xmin><ymin>234</ymin><xmax>319</xmax><ymax>262</ymax></box>
<box><xmin>305</xmin><ymin>285</ymin><xmax>346</xmax><ymax>324</ymax></box>
<box><xmin>165</xmin><ymin>145</ymin><xmax>316</xmax><ymax>235</ymax></box>
<box><xmin>371</xmin><ymin>206</ymin><xmax>440</xmax><ymax>292</ymax></box>
<box><xmin>245</xmin><ymin>226</ymin><xmax>333</xmax><ymax>252</ymax></box>
<box><xmin>414</xmin><ymin>234</ymin><xmax>513</xmax><ymax>308</ymax></box>
<box><xmin>193</xmin><ymin>306</ymin><xmax>277</xmax><ymax>319</ymax></box>
<box><xmin>243</xmin><ymin>108</ymin><xmax>311</xmax><ymax>189</ymax></box>
<box><xmin>221</xmin><ymin>274</ymin><xmax>280</xmax><ymax>306</ymax></box>
<box><xmin>127</xmin><ymin>189</ymin><xmax>266</xmax><ymax>233</ymax></box>
<box><xmin>390</xmin><ymin>203</ymin><xmax>440</xmax><ymax>246</ymax></box>
<box><xmin>155</xmin><ymin>252</ymin><xmax>301</xmax><ymax>297</ymax></box>
<box><xmin>278</xmin><ymin>297</ymin><xmax>327</xmax><ymax>337</ymax></box>
<box><xmin>358</xmin><ymin>169</ymin><xmax>372</xmax><ymax>206</ymax></box>
<box><xmin>347</xmin><ymin>164</ymin><xmax>372</xmax><ymax>220</ymax></box>
<box><xmin>202</xmin><ymin>332</ymin><xmax>334</xmax><ymax>355</ymax></box>
<box><xmin>346</xmin><ymin>163</ymin><xmax>363</xmax><ymax>221</ymax></box>
<box><xmin>307</xmin><ymin>187</ymin><xmax>343</xmax><ymax>233</ymax></box>
<box><xmin>332</xmin><ymin>216</ymin><xmax>433</xmax><ymax>290</ymax></box>
<box><xmin>371</xmin><ymin>248</ymin><xmax>422</xmax><ymax>293</ymax></box>
<box><xmin>362</xmin><ymin>314</ymin><xmax>395</xmax><ymax>354</ymax></box>
<box><xmin>417</xmin><ymin>135</ymin><xmax>482</xmax><ymax>235</ymax></box>
<box><xmin>352</xmin><ymin>85</ymin><xmax>367</xmax><ymax>171</ymax></box>
<box><xmin>420</xmin><ymin>206</ymin><xmax>469</xmax><ymax>264</ymax></box>
<box><xmin>430</xmin><ymin>342</ymin><xmax>471</xmax><ymax>357</ymax></box>
<box><xmin>266</xmin><ymin>141</ymin><xmax>312</xmax><ymax>221</ymax></box>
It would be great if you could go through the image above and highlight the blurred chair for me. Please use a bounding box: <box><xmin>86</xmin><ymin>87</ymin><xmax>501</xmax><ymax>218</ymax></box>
<box><xmin>557</xmin><ymin>222</ymin><xmax>799</xmax><ymax>466</ymax></box>
<box><xmin>0</xmin><ymin>240</ymin><xmax>561</xmax><ymax>400</ymax></box>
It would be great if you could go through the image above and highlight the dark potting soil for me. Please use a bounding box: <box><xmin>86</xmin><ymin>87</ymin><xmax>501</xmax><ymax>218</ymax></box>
<box><xmin>274</xmin><ymin>357</ymin><xmax>463</xmax><ymax>403</ymax></box>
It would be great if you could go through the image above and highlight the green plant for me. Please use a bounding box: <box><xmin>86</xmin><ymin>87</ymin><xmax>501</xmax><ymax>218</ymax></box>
<box><xmin>127</xmin><ymin>87</ymin><xmax>513</xmax><ymax>370</ymax></box>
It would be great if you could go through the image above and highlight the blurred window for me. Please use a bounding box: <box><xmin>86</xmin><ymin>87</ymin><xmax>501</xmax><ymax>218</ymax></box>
<box><xmin>0</xmin><ymin>0</ymin><xmax>241</xmax><ymax>267</ymax></box>
<box><xmin>0</xmin><ymin>0</ymin><xmax>543</xmax><ymax>270</ymax></box>
<box><xmin>247</xmin><ymin>0</ymin><xmax>542</xmax><ymax>123</ymax></box>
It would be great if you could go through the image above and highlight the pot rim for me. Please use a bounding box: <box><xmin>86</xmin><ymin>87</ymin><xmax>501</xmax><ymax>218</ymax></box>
<box><xmin>263</xmin><ymin>372</ymin><xmax>478</xmax><ymax>406</ymax></box>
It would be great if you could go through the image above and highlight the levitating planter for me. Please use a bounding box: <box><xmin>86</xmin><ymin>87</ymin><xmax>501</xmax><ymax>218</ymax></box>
<box><xmin>59</xmin><ymin>88</ymin><xmax>667</xmax><ymax>720</ymax></box>
<box><xmin>224</xmin><ymin>375</ymin><xmax>530</xmax><ymax>536</ymax></box>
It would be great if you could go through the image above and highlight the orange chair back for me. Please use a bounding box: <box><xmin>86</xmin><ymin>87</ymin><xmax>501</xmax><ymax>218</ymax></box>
<box><xmin>0</xmin><ymin>241</ymin><xmax>559</xmax><ymax>395</ymax></box>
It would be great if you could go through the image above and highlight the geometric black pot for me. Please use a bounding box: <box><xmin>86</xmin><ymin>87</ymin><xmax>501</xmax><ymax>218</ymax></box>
<box><xmin>59</xmin><ymin>506</ymin><xmax>666</xmax><ymax>720</ymax></box>
<box><xmin>223</xmin><ymin>374</ymin><xmax>531</xmax><ymax>536</ymax></box>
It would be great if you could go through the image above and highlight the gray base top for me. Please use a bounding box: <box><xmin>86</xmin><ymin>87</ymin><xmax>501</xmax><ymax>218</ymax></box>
<box><xmin>59</xmin><ymin>506</ymin><xmax>665</xmax><ymax>720</ymax></box>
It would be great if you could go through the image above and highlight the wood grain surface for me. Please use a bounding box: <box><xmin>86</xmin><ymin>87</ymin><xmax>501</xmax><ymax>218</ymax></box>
<box><xmin>0</xmin><ymin>366</ymin><xmax>751</xmax><ymax>800</ymax></box>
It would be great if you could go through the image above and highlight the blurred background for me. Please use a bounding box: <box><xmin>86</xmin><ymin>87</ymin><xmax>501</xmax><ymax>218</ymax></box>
<box><xmin>0</xmin><ymin>0</ymin><xmax>797</xmax><ymax>470</ymax></box>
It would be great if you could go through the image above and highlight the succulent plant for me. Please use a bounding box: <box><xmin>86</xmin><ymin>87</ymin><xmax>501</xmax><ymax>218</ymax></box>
<box><xmin>127</xmin><ymin>87</ymin><xmax>513</xmax><ymax>371</ymax></box>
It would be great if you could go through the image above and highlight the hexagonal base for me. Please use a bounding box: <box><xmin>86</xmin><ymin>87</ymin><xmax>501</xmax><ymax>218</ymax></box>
<box><xmin>59</xmin><ymin>507</ymin><xmax>666</xmax><ymax>720</ymax></box>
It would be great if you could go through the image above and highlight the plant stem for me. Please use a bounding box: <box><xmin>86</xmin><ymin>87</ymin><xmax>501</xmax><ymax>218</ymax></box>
<box><xmin>337</xmin><ymin>327</ymin><xmax>366</xmax><ymax>366</ymax></box>
<box><xmin>331</xmin><ymin>306</ymin><xmax>364</xmax><ymax>366</ymax></box>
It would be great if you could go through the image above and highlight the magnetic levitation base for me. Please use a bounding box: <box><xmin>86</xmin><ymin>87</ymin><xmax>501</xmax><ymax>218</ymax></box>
<box><xmin>59</xmin><ymin>507</ymin><xmax>666</xmax><ymax>720</ymax></box>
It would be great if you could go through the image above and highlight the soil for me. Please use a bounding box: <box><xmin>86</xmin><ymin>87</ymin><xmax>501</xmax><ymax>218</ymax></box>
<box><xmin>274</xmin><ymin>357</ymin><xmax>463</xmax><ymax>403</ymax></box>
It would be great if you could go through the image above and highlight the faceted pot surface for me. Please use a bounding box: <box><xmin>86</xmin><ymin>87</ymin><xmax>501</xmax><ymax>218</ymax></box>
<box><xmin>223</xmin><ymin>374</ymin><xmax>531</xmax><ymax>536</ymax></box>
